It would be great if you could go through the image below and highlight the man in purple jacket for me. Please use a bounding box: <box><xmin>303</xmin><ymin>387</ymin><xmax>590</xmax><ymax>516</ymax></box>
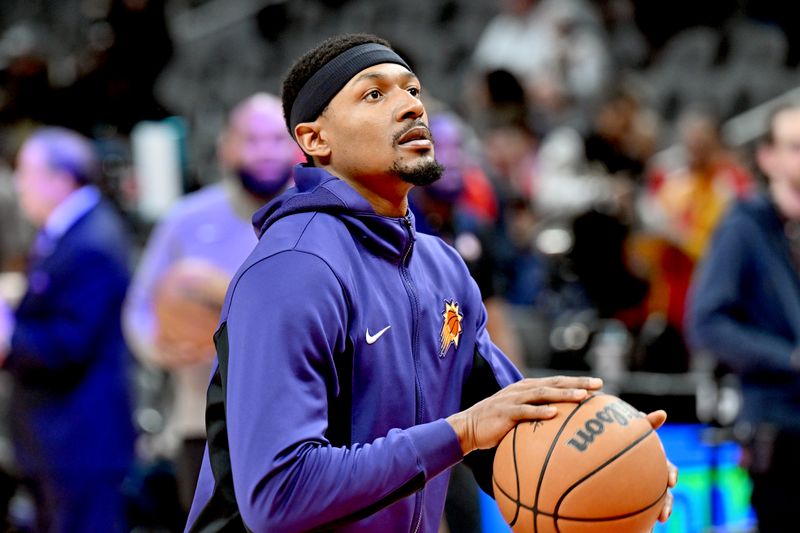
<box><xmin>186</xmin><ymin>34</ymin><xmax>675</xmax><ymax>532</ymax></box>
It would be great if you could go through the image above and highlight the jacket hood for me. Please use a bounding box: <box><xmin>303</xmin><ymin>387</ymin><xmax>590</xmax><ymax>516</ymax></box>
<box><xmin>251</xmin><ymin>165</ymin><xmax>416</xmax><ymax>262</ymax></box>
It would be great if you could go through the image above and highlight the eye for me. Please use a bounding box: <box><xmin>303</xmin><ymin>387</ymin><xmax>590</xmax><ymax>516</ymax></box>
<box><xmin>407</xmin><ymin>87</ymin><xmax>420</xmax><ymax>98</ymax></box>
<box><xmin>365</xmin><ymin>89</ymin><xmax>382</xmax><ymax>101</ymax></box>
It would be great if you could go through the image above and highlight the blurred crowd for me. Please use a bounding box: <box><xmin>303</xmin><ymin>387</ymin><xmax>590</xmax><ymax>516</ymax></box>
<box><xmin>0</xmin><ymin>0</ymin><xmax>799</xmax><ymax>531</ymax></box>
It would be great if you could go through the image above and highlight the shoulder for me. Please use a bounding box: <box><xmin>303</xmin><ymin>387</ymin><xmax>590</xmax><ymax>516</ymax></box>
<box><xmin>252</xmin><ymin>211</ymin><xmax>352</xmax><ymax>263</ymax></box>
<box><xmin>237</xmin><ymin>211</ymin><xmax>351</xmax><ymax>285</ymax></box>
<box><xmin>162</xmin><ymin>184</ymin><xmax>231</xmax><ymax>225</ymax></box>
<box><xmin>236</xmin><ymin>248</ymin><xmax>342</xmax><ymax>290</ymax></box>
<box><xmin>143</xmin><ymin>183</ymin><xmax>245</xmax><ymax>252</ymax></box>
<box><xmin>223</xmin><ymin>246</ymin><xmax>350</xmax><ymax>324</ymax></box>
<box><xmin>721</xmin><ymin>195</ymin><xmax>774</xmax><ymax>233</ymax></box>
<box><xmin>705</xmin><ymin>195</ymin><xmax>777</xmax><ymax>261</ymax></box>
<box><xmin>54</xmin><ymin>202</ymin><xmax>132</xmax><ymax>278</ymax></box>
<box><xmin>71</xmin><ymin>201</ymin><xmax>131</xmax><ymax>249</ymax></box>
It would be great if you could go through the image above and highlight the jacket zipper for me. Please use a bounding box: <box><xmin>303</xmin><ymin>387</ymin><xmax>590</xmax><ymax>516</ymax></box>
<box><xmin>400</xmin><ymin>215</ymin><xmax>424</xmax><ymax>533</ymax></box>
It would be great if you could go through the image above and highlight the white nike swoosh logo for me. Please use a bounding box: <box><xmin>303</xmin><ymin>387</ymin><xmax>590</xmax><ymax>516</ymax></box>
<box><xmin>365</xmin><ymin>325</ymin><xmax>391</xmax><ymax>345</ymax></box>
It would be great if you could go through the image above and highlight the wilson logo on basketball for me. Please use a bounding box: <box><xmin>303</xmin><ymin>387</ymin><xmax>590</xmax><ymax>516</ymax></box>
<box><xmin>566</xmin><ymin>399</ymin><xmax>644</xmax><ymax>452</ymax></box>
<box><xmin>439</xmin><ymin>300</ymin><xmax>463</xmax><ymax>358</ymax></box>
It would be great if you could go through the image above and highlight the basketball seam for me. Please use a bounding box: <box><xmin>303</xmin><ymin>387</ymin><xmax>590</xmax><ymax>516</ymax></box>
<box><xmin>554</xmin><ymin>427</ymin><xmax>654</xmax><ymax>512</ymax></box>
<box><xmin>493</xmin><ymin>477</ymin><xmax>669</xmax><ymax>522</ymax></box>
<box><xmin>551</xmin><ymin>487</ymin><xmax>668</xmax><ymax>522</ymax></box>
<box><xmin>532</xmin><ymin>393</ymin><xmax>603</xmax><ymax>533</ymax></box>
<box><xmin>493</xmin><ymin>478</ymin><xmax>527</xmax><ymax>508</ymax></box>
<box><xmin>509</xmin><ymin>424</ymin><xmax>522</xmax><ymax>527</ymax></box>
<box><xmin>552</xmin><ymin>427</ymin><xmax>660</xmax><ymax>532</ymax></box>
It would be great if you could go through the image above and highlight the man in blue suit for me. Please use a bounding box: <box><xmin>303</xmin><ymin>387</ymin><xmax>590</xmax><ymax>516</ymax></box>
<box><xmin>687</xmin><ymin>104</ymin><xmax>800</xmax><ymax>532</ymax></box>
<box><xmin>0</xmin><ymin>127</ymin><xmax>135</xmax><ymax>532</ymax></box>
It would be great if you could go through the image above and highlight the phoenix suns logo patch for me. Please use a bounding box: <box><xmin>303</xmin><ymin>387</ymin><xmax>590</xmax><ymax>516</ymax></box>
<box><xmin>439</xmin><ymin>300</ymin><xmax>463</xmax><ymax>358</ymax></box>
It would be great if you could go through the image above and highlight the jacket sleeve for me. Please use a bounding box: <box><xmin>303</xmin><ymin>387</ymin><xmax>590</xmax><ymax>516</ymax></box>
<box><xmin>460</xmin><ymin>274</ymin><xmax>524</xmax><ymax>497</ymax></box>
<box><xmin>686</xmin><ymin>212</ymin><xmax>796</xmax><ymax>373</ymax></box>
<box><xmin>224</xmin><ymin>250</ymin><xmax>464</xmax><ymax>531</ymax></box>
<box><xmin>7</xmin><ymin>247</ymin><xmax>128</xmax><ymax>375</ymax></box>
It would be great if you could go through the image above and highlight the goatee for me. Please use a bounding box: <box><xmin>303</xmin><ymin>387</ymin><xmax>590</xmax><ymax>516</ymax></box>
<box><xmin>390</xmin><ymin>158</ymin><xmax>445</xmax><ymax>187</ymax></box>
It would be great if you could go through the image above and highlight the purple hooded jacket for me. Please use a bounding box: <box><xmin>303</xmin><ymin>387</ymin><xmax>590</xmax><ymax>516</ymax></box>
<box><xmin>186</xmin><ymin>165</ymin><xmax>522</xmax><ymax>532</ymax></box>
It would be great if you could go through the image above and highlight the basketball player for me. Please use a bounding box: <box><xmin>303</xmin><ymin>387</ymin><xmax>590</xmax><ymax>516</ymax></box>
<box><xmin>185</xmin><ymin>34</ymin><xmax>676</xmax><ymax>531</ymax></box>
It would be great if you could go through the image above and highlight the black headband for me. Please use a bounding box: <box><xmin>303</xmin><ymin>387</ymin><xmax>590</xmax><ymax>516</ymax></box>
<box><xmin>288</xmin><ymin>43</ymin><xmax>411</xmax><ymax>137</ymax></box>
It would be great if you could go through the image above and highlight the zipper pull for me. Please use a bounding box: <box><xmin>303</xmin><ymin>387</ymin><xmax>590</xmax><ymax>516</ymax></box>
<box><xmin>401</xmin><ymin>216</ymin><xmax>414</xmax><ymax>265</ymax></box>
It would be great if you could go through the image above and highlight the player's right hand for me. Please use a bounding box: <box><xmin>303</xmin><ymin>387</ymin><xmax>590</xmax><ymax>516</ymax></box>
<box><xmin>446</xmin><ymin>376</ymin><xmax>603</xmax><ymax>455</ymax></box>
<box><xmin>154</xmin><ymin>333</ymin><xmax>216</xmax><ymax>368</ymax></box>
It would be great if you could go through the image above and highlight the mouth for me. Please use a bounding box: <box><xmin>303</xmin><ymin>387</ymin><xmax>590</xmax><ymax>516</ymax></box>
<box><xmin>396</xmin><ymin>125</ymin><xmax>433</xmax><ymax>150</ymax></box>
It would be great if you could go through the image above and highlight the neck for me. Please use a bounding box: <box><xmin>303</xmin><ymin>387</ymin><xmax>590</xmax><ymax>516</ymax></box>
<box><xmin>323</xmin><ymin>165</ymin><xmax>412</xmax><ymax>217</ymax></box>
<box><xmin>38</xmin><ymin>184</ymin><xmax>81</xmax><ymax>227</ymax></box>
<box><xmin>224</xmin><ymin>177</ymin><xmax>277</xmax><ymax>221</ymax></box>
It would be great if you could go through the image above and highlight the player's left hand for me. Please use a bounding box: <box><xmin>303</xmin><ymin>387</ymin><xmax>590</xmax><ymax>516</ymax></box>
<box><xmin>645</xmin><ymin>410</ymin><xmax>678</xmax><ymax>523</ymax></box>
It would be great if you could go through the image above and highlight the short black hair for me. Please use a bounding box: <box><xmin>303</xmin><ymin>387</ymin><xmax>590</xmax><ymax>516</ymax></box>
<box><xmin>281</xmin><ymin>33</ymin><xmax>392</xmax><ymax>135</ymax></box>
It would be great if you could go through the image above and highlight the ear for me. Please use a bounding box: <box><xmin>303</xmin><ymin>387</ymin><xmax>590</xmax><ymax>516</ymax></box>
<box><xmin>52</xmin><ymin>168</ymin><xmax>82</xmax><ymax>195</ymax></box>
<box><xmin>294</xmin><ymin>121</ymin><xmax>331</xmax><ymax>161</ymax></box>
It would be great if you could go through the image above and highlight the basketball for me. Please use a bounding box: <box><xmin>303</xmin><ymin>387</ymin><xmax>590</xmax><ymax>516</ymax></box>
<box><xmin>153</xmin><ymin>258</ymin><xmax>230</xmax><ymax>362</ymax></box>
<box><xmin>492</xmin><ymin>394</ymin><xmax>669</xmax><ymax>533</ymax></box>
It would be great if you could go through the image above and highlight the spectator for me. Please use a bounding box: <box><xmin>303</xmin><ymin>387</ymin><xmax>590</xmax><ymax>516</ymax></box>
<box><xmin>687</xmin><ymin>103</ymin><xmax>800</xmax><ymax>531</ymax></box>
<box><xmin>0</xmin><ymin>127</ymin><xmax>135</xmax><ymax>532</ymax></box>
<box><xmin>123</xmin><ymin>92</ymin><xmax>300</xmax><ymax>514</ymax></box>
<box><xmin>483</xmin><ymin>117</ymin><xmax>540</xmax><ymax>205</ymax></box>
<box><xmin>471</xmin><ymin>0</ymin><xmax>610</xmax><ymax>123</ymax></box>
<box><xmin>584</xmin><ymin>86</ymin><xmax>659</xmax><ymax>180</ymax></box>
<box><xmin>646</xmin><ymin>109</ymin><xmax>753</xmax><ymax>261</ymax></box>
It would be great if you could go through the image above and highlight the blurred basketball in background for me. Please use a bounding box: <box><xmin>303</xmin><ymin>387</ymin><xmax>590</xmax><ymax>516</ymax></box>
<box><xmin>493</xmin><ymin>394</ymin><xmax>669</xmax><ymax>533</ymax></box>
<box><xmin>153</xmin><ymin>258</ymin><xmax>230</xmax><ymax>365</ymax></box>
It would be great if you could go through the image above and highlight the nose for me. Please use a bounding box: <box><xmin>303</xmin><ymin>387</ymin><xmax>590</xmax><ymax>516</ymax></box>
<box><xmin>395</xmin><ymin>90</ymin><xmax>425</xmax><ymax>123</ymax></box>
